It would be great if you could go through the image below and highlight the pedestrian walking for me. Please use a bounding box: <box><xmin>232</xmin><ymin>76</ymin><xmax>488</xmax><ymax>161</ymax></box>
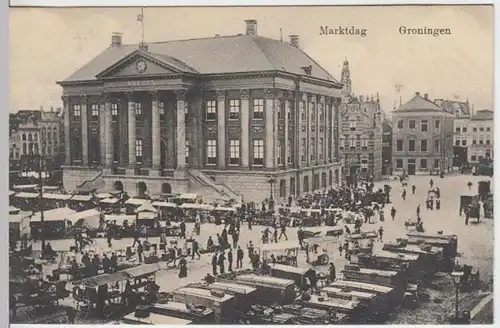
<box><xmin>180</xmin><ymin>220</ymin><xmax>186</xmax><ymax>239</ymax></box>
<box><xmin>279</xmin><ymin>225</ymin><xmax>288</xmax><ymax>241</ymax></box>
<box><xmin>218</xmin><ymin>251</ymin><xmax>226</xmax><ymax>275</ymax></box>
<box><xmin>297</xmin><ymin>227</ymin><xmax>304</xmax><ymax>249</ymax></box>
<box><xmin>412</xmin><ymin>185</ymin><xmax>416</xmax><ymax>194</ymax></box>
<box><xmin>227</xmin><ymin>249</ymin><xmax>233</xmax><ymax>272</ymax></box>
<box><xmin>137</xmin><ymin>241</ymin><xmax>144</xmax><ymax>263</ymax></box>
<box><xmin>232</xmin><ymin>231</ymin><xmax>239</xmax><ymax>248</ymax></box>
<box><xmin>402</xmin><ymin>189</ymin><xmax>406</xmax><ymax>201</ymax></box>
<box><xmin>211</xmin><ymin>252</ymin><xmax>218</xmax><ymax>275</ymax></box>
<box><xmin>191</xmin><ymin>239</ymin><xmax>201</xmax><ymax>260</ymax></box>
<box><xmin>416</xmin><ymin>205</ymin><xmax>420</xmax><ymax>216</ymax></box>
<box><xmin>273</xmin><ymin>228</ymin><xmax>278</xmax><ymax>243</ymax></box>
<box><xmin>236</xmin><ymin>246</ymin><xmax>244</xmax><ymax>269</ymax></box>
<box><xmin>378</xmin><ymin>227</ymin><xmax>384</xmax><ymax>242</ymax></box>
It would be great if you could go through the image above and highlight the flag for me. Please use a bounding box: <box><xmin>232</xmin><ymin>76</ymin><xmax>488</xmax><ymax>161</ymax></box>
<box><xmin>137</xmin><ymin>13</ymin><xmax>143</xmax><ymax>22</ymax></box>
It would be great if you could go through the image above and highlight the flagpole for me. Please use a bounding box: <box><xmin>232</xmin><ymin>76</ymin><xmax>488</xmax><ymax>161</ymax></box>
<box><xmin>141</xmin><ymin>8</ymin><xmax>145</xmax><ymax>44</ymax></box>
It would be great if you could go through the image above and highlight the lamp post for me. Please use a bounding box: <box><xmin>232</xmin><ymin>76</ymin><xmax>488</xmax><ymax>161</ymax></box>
<box><xmin>265</xmin><ymin>174</ymin><xmax>278</xmax><ymax>211</ymax></box>
<box><xmin>451</xmin><ymin>271</ymin><xmax>464</xmax><ymax>322</ymax></box>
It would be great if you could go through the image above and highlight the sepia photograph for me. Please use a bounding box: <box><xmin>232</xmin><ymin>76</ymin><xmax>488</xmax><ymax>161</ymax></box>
<box><xmin>8</xmin><ymin>4</ymin><xmax>494</xmax><ymax>325</ymax></box>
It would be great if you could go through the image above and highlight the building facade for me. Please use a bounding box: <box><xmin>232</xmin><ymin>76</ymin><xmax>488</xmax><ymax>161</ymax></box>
<box><xmin>453</xmin><ymin>109</ymin><xmax>493</xmax><ymax>165</ymax></box>
<box><xmin>9</xmin><ymin>108</ymin><xmax>64</xmax><ymax>171</ymax></box>
<box><xmin>58</xmin><ymin>20</ymin><xmax>343</xmax><ymax>203</ymax></box>
<box><xmin>392</xmin><ymin>92</ymin><xmax>454</xmax><ymax>175</ymax></box>
<box><xmin>382</xmin><ymin>118</ymin><xmax>392</xmax><ymax>176</ymax></box>
<box><xmin>338</xmin><ymin>60</ymin><xmax>383</xmax><ymax>181</ymax></box>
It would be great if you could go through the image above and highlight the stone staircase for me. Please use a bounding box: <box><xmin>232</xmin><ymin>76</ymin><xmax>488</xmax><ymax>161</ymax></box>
<box><xmin>188</xmin><ymin>170</ymin><xmax>240</xmax><ymax>203</ymax></box>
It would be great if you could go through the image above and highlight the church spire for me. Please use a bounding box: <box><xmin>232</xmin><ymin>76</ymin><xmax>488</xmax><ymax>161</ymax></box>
<box><xmin>341</xmin><ymin>57</ymin><xmax>352</xmax><ymax>98</ymax></box>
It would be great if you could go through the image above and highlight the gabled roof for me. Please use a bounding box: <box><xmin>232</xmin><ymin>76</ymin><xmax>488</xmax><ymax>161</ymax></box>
<box><xmin>395</xmin><ymin>93</ymin><xmax>444</xmax><ymax>112</ymax></box>
<box><xmin>439</xmin><ymin>100</ymin><xmax>471</xmax><ymax>116</ymax></box>
<box><xmin>61</xmin><ymin>34</ymin><xmax>339</xmax><ymax>84</ymax></box>
<box><xmin>471</xmin><ymin>109</ymin><xmax>493</xmax><ymax>121</ymax></box>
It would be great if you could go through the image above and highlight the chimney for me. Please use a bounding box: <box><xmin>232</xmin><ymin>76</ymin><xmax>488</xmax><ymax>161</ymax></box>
<box><xmin>245</xmin><ymin>20</ymin><xmax>258</xmax><ymax>36</ymax></box>
<box><xmin>111</xmin><ymin>32</ymin><xmax>122</xmax><ymax>47</ymax></box>
<box><xmin>138</xmin><ymin>42</ymin><xmax>148</xmax><ymax>52</ymax></box>
<box><xmin>424</xmin><ymin>93</ymin><xmax>428</xmax><ymax>99</ymax></box>
<box><xmin>415</xmin><ymin>92</ymin><xmax>420</xmax><ymax>96</ymax></box>
<box><xmin>289</xmin><ymin>35</ymin><xmax>300</xmax><ymax>48</ymax></box>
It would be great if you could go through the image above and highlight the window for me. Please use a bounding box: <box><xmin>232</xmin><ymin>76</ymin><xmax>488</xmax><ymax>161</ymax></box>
<box><xmin>135</xmin><ymin>139</ymin><xmax>143</xmax><ymax>163</ymax></box>
<box><xmin>396</xmin><ymin>159</ymin><xmax>403</xmax><ymax>168</ymax></box>
<box><xmin>420</xmin><ymin>159</ymin><xmax>427</xmax><ymax>169</ymax></box>
<box><xmin>435</xmin><ymin>120</ymin><xmax>440</xmax><ymax>130</ymax></box>
<box><xmin>409</xmin><ymin>120</ymin><xmax>416</xmax><ymax>130</ymax></box>
<box><xmin>455</xmin><ymin>127</ymin><xmax>461</xmax><ymax>133</ymax></box>
<box><xmin>184</xmin><ymin>103</ymin><xmax>189</xmax><ymax>121</ymax></box>
<box><xmin>287</xmin><ymin>142</ymin><xmax>292</xmax><ymax>164</ymax></box>
<box><xmin>420</xmin><ymin>140</ymin><xmax>427</xmax><ymax>152</ymax></box>
<box><xmin>479</xmin><ymin>135</ymin><xmax>484</xmax><ymax>144</ymax></box>
<box><xmin>319</xmin><ymin>138</ymin><xmax>324</xmax><ymax>160</ymax></box>
<box><xmin>473</xmin><ymin>127</ymin><xmax>477</xmax><ymax>132</ymax></box>
<box><xmin>455</xmin><ymin>139</ymin><xmax>460</xmax><ymax>146</ymax></box>
<box><xmin>185</xmin><ymin>141</ymin><xmax>189</xmax><ymax>164</ymax></box>
<box><xmin>300</xmin><ymin>101</ymin><xmax>306</xmax><ymax>120</ymax></box>
<box><xmin>301</xmin><ymin>138</ymin><xmax>306</xmax><ymax>162</ymax></box>
<box><xmin>434</xmin><ymin>159</ymin><xmax>440</xmax><ymax>168</ymax></box>
<box><xmin>480</xmin><ymin>127</ymin><xmax>484</xmax><ymax>132</ymax></box>
<box><xmin>350</xmin><ymin>138</ymin><xmax>356</xmax><ymax>149</ymax></box>
<box><xmin>486</xmin><ymin>127</ymin><xmax>491</xmax><ymax>132</ymax></box>
<box><xmin>409</xmin><ymin>139</ymin><xmax>416</xmax><ymax>152</ymax></box>
<box><xmin>339</xmin><ymin>136</ymin><xmax>345</xmax><ymax>150</ymax></box>
<box><xmin>397</xmin><ymin>120</ymin><xmax>403</xmax><ymax>130</ymax></box>
<box><xmin>396</xmin><ymin>139</ymin><xmax>403</xmax><ymax>152</ymax></box>
<box><xmin>311</xmin><ymin>138</ymin><xmax>315</xmax><ymax>160</ymax></box>
<box><xmin>111</xmin><ymin>103</ymin><xmax>118</xmax><ymax>118</ymax></box>
<box><xmin>159</xmin><ymin>101</ymin><xmax>165</xmax><ymax>120</ymax></box>
<box><xmin>462</xmin><ymin>138</ymin><xmax>467</xmax><ymax>146</ymax></box>
<box><xmin>253</xmin><ymin>99</ymin><xmax>264</xmax><ymax>119</ymax></box>
<box><xmin>310</xmin><ymin>103</ymin><xmax>316</xmax><ymax>122</ymax></box>
<box><xmin>434</xmin><ymin>140</ymin><xmax>440</xmax><ymax>152</ymax></box>
<box><xmin>206</xmin><ymin>140</ymin><xmax>217</xmax><ymax>164</ymax></box>
<box><xmin>349</xmin><ymin>119</ymin><xmax>356</xmax><ymax>131</ymax></box>
<box><xmin>277</xmin><ymin>140</ymin><xmax>283</xmax><ymax>165</ymax></box>
<box><xmin>486</xmin><ymin>138</ymin><xmax>491</xmax><ymax>145</ymax></box>
<box><xmin>91</xmin><ymin>104</ymin><xmax>99</xmax><ymax>119</ymax></box>
<box><xmin>72</xmin><ymin>104</ymin><xmax>81</xmax><ymax>118</ymax></box>
<box><xmin>229</xmin><ymin>99</ymin><xmax>240</xmax><ymax>120</ymax></box>
<box><xmin>462</xmin><ymin>127</ymin><xmax>467</xmax><ymax>133</ymax></box>
<box><xmin>277</xmin><ymin>100</ymin><xmax>284</xmax><ymax>120</ymax></box>
<box><xmin>472</xmin><ymin>136</ymin><xmax>477</xmax><ymax>145</ymax></box>
<box><xmin>471</xmin><ymin>155</ymin><xmax>477</xmax><ymax>161</ymax></box>
<box><xmin>286</xmin><ymin>100</ymin><xmax>292</xmax><ymax>120</ymax></box>
<box><xmin>319</xmin><ymin>104</ymin><xmax>325</xmax><ymax>121</ymax></box>
<box><xmin>253</xmin><ymin>139</ymin><xmax>264</xmax><ymax>165</ymax></box>
<box><xmin>134</xmin><ymin>102</ymin><xmax>142</xmax><ymax>116</ymax></box>
<box><xmin>206</xmin><ymin>100</ymin><xmax>216</xmax><ymax>120</ymax></box>
<box><xmin>229</xmin><ymin>139</ymin><xmax>240</xmax><ymax>165</ymax></box>
<box><xmin>361</xmin><ymin>137</ymin><xmax>368</xmax><ymax>150</ymax></box>
<box><xmin>420</xmin><ymin>120</ymin><xmax>428</xmax><ymax>132</ymax></box>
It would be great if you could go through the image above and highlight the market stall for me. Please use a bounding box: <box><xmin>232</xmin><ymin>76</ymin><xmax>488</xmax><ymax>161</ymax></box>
<box><xmin>29</xmin><ymin>207</ymin><xmax>77</xmax><ymax>240</ymax></box>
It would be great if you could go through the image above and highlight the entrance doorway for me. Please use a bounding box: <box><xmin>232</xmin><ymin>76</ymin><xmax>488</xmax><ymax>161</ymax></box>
<box><xmin>407</xmin><ymin>164</ymin><xmax>416</xmax><ymax>175</ymax></box>
<box><xmin>161</xmin><ymin>183</ymin><xmax>172</xmax><ymax>194</ymax></box>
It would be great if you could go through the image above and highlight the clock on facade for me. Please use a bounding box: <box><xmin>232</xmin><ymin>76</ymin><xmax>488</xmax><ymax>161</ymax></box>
<box><xmin>136</xmin><ymin>60</ymin><xmax>147</xmax><ymax>73</ymax></box>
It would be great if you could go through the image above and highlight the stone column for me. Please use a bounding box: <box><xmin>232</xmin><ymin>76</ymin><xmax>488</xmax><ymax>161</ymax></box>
<box><xmin>62</xmin><ymin>96</ymin><xmax>71</xmax><ymax>165</ymax></box>
<box><xmin>265</xmin><ymin>89</ymin><xmax>276</xmax><ymax>169</ymax></box>
<box><xmin>189</xmin><ymin>91</ymin><xmax>203</xmax><ymax>169</ymax></box>
<box><xmin>81</xmin><ymin>95</ymin><xmax>89</xmax><ymax>165</ymax></box>
<box><xmin>334</xmin><ymin>98</ymin><xmax>341</xmax><ymax>162</ymax></box>
<box><xmin>284</xmin><ymin>94</ymin><xmax>289</xmax><ymax>170</ymax></box>
<box><xmin>151</xmin><ymin>91</ymin><xmax>161</xmax><ymax>169</ymax></box>
<box><xmin>216</xmin><ymin>91</ymin><xmax>226</xmax><ymax>168</ymax></box>
<box><xmin>240</xmin><ymin>89</ymin><xmax>250</xmax><ymax>168</ymax></box>
<box><xmin>175</xmin><ymin>90</ymin><xmax>187</xmax><ymax>169</ymax></box>
<box><xmin>306</xmin><ymin>94</ymin><xmax>311</xmax><ymax>167</ymax></box>
<box><xmin>127</xmin><ymin>93</ymin><xmax>136</xmax><ymax>166</ymax></box>
<box><xmin>99</xmin><ymin>95</ymin><xmax>106</xmax><ymax>165</ymax></box>
<box><xmin>105</xmin><ymin>99</ymin><xmax>113</xmax><ymax>166</ymax></box>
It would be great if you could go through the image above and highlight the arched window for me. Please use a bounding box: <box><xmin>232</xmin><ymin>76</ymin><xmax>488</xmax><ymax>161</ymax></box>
<box><xmin>34</xmin><ymin>133</ymin><xmax>38</xmax><ymax>141</ymax></box>
<box><xmin>22</xmin><ymin>133</ymin><xmax>26</xmax><ymax>141</ymax></box>
<box><xmin>22</xmin><ymin>143</ymin><xmax>26</xmax><ymax>155</ymax></box>
<box><xmin>47</xmin><ymin>128</ymin><xmax>52</xmax><ymax>140</ymax></box>
<box><xmin>34</xmin><ymin>143</ymin><xmax>39</xmax><ymax>154</ymax></box>
<box><xmin>28</xmin><ymin>133</ymin><xmax>32</xmax><ymax>141</ymax></box>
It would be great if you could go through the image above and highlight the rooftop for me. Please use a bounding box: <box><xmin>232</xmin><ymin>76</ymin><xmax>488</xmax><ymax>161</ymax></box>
<box><xmin>471</xmin><ymin>109</ymin><xmax>493</xmax><ymax>121</ymax></box>
<box><xmin>395</xmin><ymin>92</ymin><xmax>448</xmax><ymax>113</ymax></box>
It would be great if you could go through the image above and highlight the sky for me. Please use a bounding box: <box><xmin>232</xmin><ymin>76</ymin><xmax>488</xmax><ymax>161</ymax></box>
<box><xmin>9</xmin><ymin>5</ymin><xmax>494</xmax><ymax>113</ymax></box>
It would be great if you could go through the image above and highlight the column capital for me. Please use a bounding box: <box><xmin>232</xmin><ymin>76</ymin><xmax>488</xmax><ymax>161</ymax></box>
<box><xmin>175</xmin><ymin>89</ymin><xmax>188</xmax><ymax>100</ymax></box>
<box><xmin>149</xmin><ymin>90</ymin><xmax>160</xmax><ymax>99</ymax></box>
<box><xmin>125</xmin><ymin>92</ymin><xmax>135</xmax><ymax>101</ymax></box>
<box><xmin>264</xmin><ymin>88</ymin><xmax>278</xmax><ymax>99</ymax></box>
<box><xmin>216</xmin><ymin>90</ymin><xmax>225</xmax><ymax>101</ymax></box>
<box><xmin>240</xmin><ymin>89</ymin><xmax>249</xmax><ymax>100</ymax></box>
<box><xmin>318</xmin><ymin>95</ymin><xmax>325</xmax><ymax>104</ymax></box>
<box><xmin>80</xmin><ymin>95</ymin><xmax>88</xmax><ymax>103</ymax></box>
<box><xmin>61</xmin><ymin>95</ymin><xmax>69</xmax><ymax>103</ymax></box>
<box><xmin>99</xmin><ymin>93</ymin><xmax>108</xmax><ymax>104</ymax></box>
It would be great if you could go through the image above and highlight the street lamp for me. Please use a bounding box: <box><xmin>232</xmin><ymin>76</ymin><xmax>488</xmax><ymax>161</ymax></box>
<box><xmin>265</xmin><ymin>174</ymin><xmax>278</xmax><ymax>211</ymax></box>
<box><xmin>451</xmin><ymin>271</ymin><xmax>464</xmax><ymax>321</ymax></box>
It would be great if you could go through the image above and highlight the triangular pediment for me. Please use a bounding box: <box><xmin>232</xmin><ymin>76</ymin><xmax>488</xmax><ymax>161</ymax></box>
<box><xmin>96</xmin><ymin>50</ymin><xmax>189</xmax><ymax>79</ymax></box>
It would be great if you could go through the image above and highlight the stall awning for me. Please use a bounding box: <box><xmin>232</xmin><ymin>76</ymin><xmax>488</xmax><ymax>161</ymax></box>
<box><xmin>9</xmin><ymin>214</ymin><xmax>23</xmax><ymax>223</ymax></box>
<box><xmin>14</xmin><ymin>192</ymin><xmax>39</xmax><ymax>199</ymax></box>
<box><xmin>95</xmin><ymin>193</ymin><xmax>112</xmax><ymax>199</ymax></box>
<box><xmin>30</xmin><ymin>207</ymin><xmax>77</xmax><ymax>222</ymax></box>
<box><xmin>77</xmin><ymin>271</ymin><xmax>128</xmax><ymax>288</ymax></box>
<box><xmin>69</xmin><ymin>194</ymin><xmax>93</xmax><ymax>202</ymax></box>
<box><xmin>9</xmin><ymin>206</ymin><xmax>20</xmax><ymax>214</ymax></box>
<box><xmin>66</xmin><ymin>209</ymin><xmax>101</xmax><ymax>225</ymax></box>
<box><xmin>42</xmin><ymin>186</ymin><xmax>60</xmax><ymax>191</ymax></box>
<box><xmin>213</xmin><ymin>206</ymin><xmax>236</xmax><ymax>212</ymax></box>
<box><xmin>261</xmin><ymin>240</ymin><xmax>301</xmax><ymax>252</ymax></box>
<box><xmin>100</xmin><ymin>197</ymin><xmax>119</xmax><ymax>204</ymax></box>
<box><xmin>9</xmin><ymin>190</ymin><xmax>15</xmax><ymax>196</ymax></box>
<box><xmin>104</xmin><ymin>214</ymin><xmax>136</xmax><ymax>224</ymax></box>
<box><xmin>180</xmin><ymin>203</ymin><xmax>214</xmax><ymax>210</ymax></box>
<box><xmin>151</xmin><ymin>201</ymin><xmax>177</xmax><ymax>208</ymax></box>
<box><xmin>42</xmin><ymin>193</ymin><xmax>71</xmax><ymax>200</ymax></box>
<box><xmin>125</xmin><ymin>198</ymin><xmax>148</xmax><ymax>206</ymax></box>
<box><xmin>178</xmin><ymin>193</ymin><xmax>198</xmax><ymax>200</ymax></box>
<box><xmin>136</xmin><ymin>203</ymin><xmax>158</xmax><ymax>213</ymax></box>
<box><xmin>122</xmin><ymin>263</ymin><xmax>161</xmax><ymax>278</ymax></box>
<box><xmin>13</xmin><ymin>185</ymin><xmax>38</xmax><ymax>191</ymax></box>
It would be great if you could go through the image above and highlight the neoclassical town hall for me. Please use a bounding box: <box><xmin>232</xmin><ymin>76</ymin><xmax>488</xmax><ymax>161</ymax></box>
<box><xmin>59</xmin><ymin>20</ymin><xmax>343</xmax><ymax>202</ymax></box>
